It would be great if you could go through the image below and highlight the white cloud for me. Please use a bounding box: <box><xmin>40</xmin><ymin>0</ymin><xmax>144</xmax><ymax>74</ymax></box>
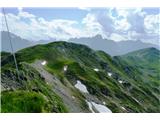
<box><xmin>82</xmin><ymin>13</ymin><xmax>106</xmax><ymax>37</ymax></box>
<box><xmin>78</xmin><ymin>7</ymin><xmax>91</xmax><ymax>11</ymax></box>
<box><xmin>113</xmin><ymin>9</ymin><xmax>131</xmax><ymax>31</ymax></box>
<box><xmin>109</xmin><ymin>8</ymin><xmax>148</xmax><ymax>32</ymax></box>
<box><xmin>17</xmin><ymin>7</ymin><xmax>35</xmax><ymax>19</ymax></box>
<box><xmin>116</xmin><ymin>8</ymin><xmax>129</xmax><ymax>18</ymax></box>
<box><xmin>114</xmin><ymin>18</ymin><xmax>131</xmax><ymax>31</ymax></box>
<box><xmin>144</xmin><ymin>14</ymin><xmax>160</xmax><ymax>34</ymax></box>
<box><xmin>18</xmin><ymin>11</ymin><xmax>35</xmax><ymax>19</ymax></box>
<box><xmin>127</xmin><ymin>31</ymin><xmax>141</xmax><ymax>40</ymax></box>
<box><xmin>127</xmin><ymin>30</ymin><xmax>159</xmax><ymax>44</ymax></box>
<box><xmin>96</xmin><ymin>8</ymin><xmax>159</xmax><ymax>44</ymax></box>
<box><xmin>1</xmin><ymin>8</ymin><xmax>159</xmax><ymax>45</ymax></box>
<box><xmin>109</xmin><ymin>33</ymin><xmax>127</xmax><ymax>41</ymax></box>
<box><xmin>1</xmin><ymin>9</ymin><xmax>106</xmax><ymax>40</ymax></box>
<box><xmin>1</xmin><ymin>9</ymin><xmax>81</xmax><ymax>41</ymax></box>
<box><xmin>104</xmin><ymin>8</ymin><xmax>131</xmax><ymax>31</ymax></box>
<box><xmin>18</xmin><ymin>7</ymin><xmax>23</xmax><ymax>12</ymax></box>
<box><xmin>133</xmin><ymin>8</ymin><xmax>146</xmax><ymax>17</ymax></box>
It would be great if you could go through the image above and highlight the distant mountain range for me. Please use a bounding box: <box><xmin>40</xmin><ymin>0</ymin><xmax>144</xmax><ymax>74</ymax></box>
<box><xmin>69</xmin><ymin>35</ymin><xmax>159</xmax><ymax>56</ymax></box>
<box><xmin>1</xmin><ymin>31</ymin><xmax>55</xmax><ymax>52</ymax></box>
<box><xmin>1</xmin><ymin>31</ymin><xmax>159</xmax><ymax>56</ymax></box>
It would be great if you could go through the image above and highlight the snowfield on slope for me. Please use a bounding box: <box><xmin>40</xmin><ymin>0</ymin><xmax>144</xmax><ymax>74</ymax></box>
<box><xmin>86</xmin><ymin>100</ymin><xmax>95</xmax><ymax>113</ymax></box>
<box><xmin>75</xmin><ymin>80</ymin><xmax>89</xmax><ymax>93</ymax></box>
<box><xmin>86</xmin><ymin>100</ymin><xmax>112</xmax><ymax>113</ymax></box>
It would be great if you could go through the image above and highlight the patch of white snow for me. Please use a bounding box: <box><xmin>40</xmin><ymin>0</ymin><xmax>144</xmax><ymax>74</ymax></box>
<box><xmin>108</xmin><ymin>72</ymin><xmax>112</xmax><ymax>77</ymax></box>
<box><xmin>86</xmin><ymin>100</ymin><xmax>95</xmax><ymax>113</ymax></box>
<box><xmin>41</xmin><ymin>61</ymin><xmax>47</xmax><ymax>65</ymax></box>
<box><xmin>75</xmin><ymin>81</ymin><xmax>89</xmax><ymax>93</ymax></box>
<box><xmin>63</xmin><ymin>65</ymin><xmax>68</xmax><ymax>71</ymax></box>
<box><xmin>132</xmin><ymin>97</ymin><xmax>140</xmax><ymax>103</ymax></box>
<box><xmin>91</xmin><ymin>102</ymin><xmax>112</xmax><ymax>113</ymax></box>
<box><xmin>72</xmin><ymin>96</ymin><xmax>75</xmax><ymax>99</ymax></box>
<box><xmin>103</xmin><ymin>101</ymin><xmax>106</xmax><ymax>105</ymax></box>
<box><xmin>94</xmin><ymin>68</ymin><xmax>99</xmax><ymax>72</ymax></box>
<box><xmin>86</xmin><ymin>100</ymin><xmax>112</xmax><ymax>113</ymax></box>
<box><xmin>119</xmin><ymin>80</ymin><xmax>123</xmax><ymax>83</ymax></box>
<box><xmin>121</xmin><ymin>106</ymin><xmax>126</xmax><ymax>110</ymax></box>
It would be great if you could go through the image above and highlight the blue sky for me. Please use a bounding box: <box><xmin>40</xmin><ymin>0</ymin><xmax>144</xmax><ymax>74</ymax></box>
<box><xmin>4</xmin><ymin>7</ymin><xmax>88</xmax><ymax>21</ymax></box>
<box><xmin>1</xmin><ymin>7</ymin><xmax>159</xmax><ymax>45</ymax></box>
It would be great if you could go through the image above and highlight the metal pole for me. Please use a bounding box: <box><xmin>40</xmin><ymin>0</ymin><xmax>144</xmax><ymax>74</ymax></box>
<box><xmin>2</xmin><ymin>8</ymin><xmax>20</xmax><ymax>80</ymax></box>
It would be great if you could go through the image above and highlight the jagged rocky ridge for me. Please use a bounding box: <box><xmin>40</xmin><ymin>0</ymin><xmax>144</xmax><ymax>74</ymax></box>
<box><xmin>1</xmin><ymin>41</ymin><xmax>160</xmax><ymax>113</ymax></box>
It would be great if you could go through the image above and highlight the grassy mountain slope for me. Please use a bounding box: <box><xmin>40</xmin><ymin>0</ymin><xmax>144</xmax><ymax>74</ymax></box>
<box><xmin>1</xmin><ymin>61</ymin><xmax>68</xmax><ymax>113</ymax></box>
<box><xmin>1</xmin><ymin>41</ymin><xmax>160</xmax><ymax>113</ymax></box>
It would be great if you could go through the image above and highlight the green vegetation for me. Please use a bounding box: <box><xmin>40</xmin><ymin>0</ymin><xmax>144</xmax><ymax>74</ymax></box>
<box><xmin>25</xmin><ymin>79</ymin><xmax>68</xmax><ymax>113</ymax></box>
<box><xmin>1</xmin><ymin>41</ymin><xmax>160</xmax><ymax>113</ymax></box>
<box><xmin>1</xmin><ymin>90</ymin><xmax>48</xmax><ymax>113</ymax></box>
<box><xmin>1</xmin><ymin>62</ymin><xmax>68</xmax><ymax>113</ymax></box>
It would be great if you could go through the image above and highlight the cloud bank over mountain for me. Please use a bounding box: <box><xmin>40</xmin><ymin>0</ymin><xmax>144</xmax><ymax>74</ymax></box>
<box><xmin>0</xmin><ymin>8</ymin><xmax>159</xmax><ymax>45</ymax></box>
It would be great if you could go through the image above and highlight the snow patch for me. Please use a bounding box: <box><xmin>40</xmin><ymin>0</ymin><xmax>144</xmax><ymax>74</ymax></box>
<box><xmin>86</xmin><ymin>100</ymin><xmax>95</xmax><ymax>113</ymax></box>
<box><xmin>86</xmin><ymin>100</ymin><xmax>112</xmax><ymax>113</ymax></box>
<box><xmin>121</xmin><ymin>106</ymin><xmax>126</xmax><ymax>110</ymax></box>
<box><xmin>91</xmin><ymin>102</ymin><xmax>112</xmax><ymax>113</ymax></box>
<box><xmin>63</xmin><ymin>65</ymin><xmax>68</xmax><ymax>71</ymax></box>
<box><xmin>108</xmin><ymin>72</ymin><xmax>112</xmax><ymax>77</ymax></box>
<box><xmin>118</xmin><ymin>80</ymin><xmax>123</xmax><ymax>83</ymax></box>
<box><xmin>72</xmin><ymin>96</ymin><xmax>75</xmax><ymax>99</ymax></box>
<box><xmin>41</xmin><ymin>61</ymin><xmax>47</xmax><ymax>65</ymax></box>
<box><xmin>132</xmin><ymin>97</ymin><xmax>140</xmax><ymax>103</ymax></box>
<box><xmin>94</xmin><ymin>68</ymin><xmax>99</xmax><ymax>72</ymax></box>
<box><xmin>103</xmin><ymin>101</ymin><xmax>106</xmax><ymax>105</ymax></box>
<box><xmin>75</xmin><ymin>81</ymin><xmax>89</xmax><ymax>93</ymax></box>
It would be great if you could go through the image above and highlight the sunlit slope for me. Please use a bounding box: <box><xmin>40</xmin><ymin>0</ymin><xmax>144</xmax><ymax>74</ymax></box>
<box><xmin>1</xmin><ymin>41</ymin><xmax>160</xmax><ymax>112</ymax></box>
